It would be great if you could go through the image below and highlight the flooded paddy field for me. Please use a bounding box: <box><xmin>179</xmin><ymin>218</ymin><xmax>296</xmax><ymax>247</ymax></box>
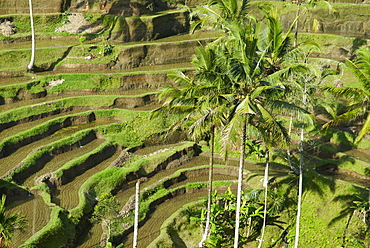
<box><xmin>0</xmin><ymin>76</ymin><xmax>34</xmax><ymax>86</ymax></box>
<box><xmin>54</xmin><ymin>147</ymin><xmax>123</xmax><ymax>210</ymax></box>
<box><xmin>7</xmin><ymin>193</ymin><xmax>51</xmax><ymax>247</ymax></box>
<box><xmin>0</xmin><ymin>109</ymin><xmax>87</xmax><ymax>141</ymax></box>
<box><xmin>0</xmin><ymin>120</ymin><xmax>117</xmax><ymax>177</ymax></box>
<box><xmin>123</xmin><ymin>189</ymin><xmax>209</xmax><ymax>247</ymax></box>
<box><xmin>22</xmin><ymin>138</ymin><xmax>106</xmax><ymax>189</ymax></box>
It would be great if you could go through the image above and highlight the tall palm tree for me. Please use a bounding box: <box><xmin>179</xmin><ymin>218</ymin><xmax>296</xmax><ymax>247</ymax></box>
<box><xmin>192</xmin><ymin>5</ymin><xmax>310</xmax><ymax>246</ymax></box>
<box><xmin>0</xmin><ymin>195</ymin><xmax>27</xmax><ymax>247</ymax></box>
<box><xmin>27</xmin><ymin>0</ymin><xmax>35</xmax><ymax>71</ymax></box>
<box><xmin>152</xmin><ymin>46</ymin><xmax>232</xmax><ymax>247</ymax></box>
<box><xmin>168</xmin><ymin>3</ymin><xmax>312</xmax><ymax>246</ymax></box>
<box><xmin>281</xmin><ymin>61</ymin><xmax>334</xmax><ymax>247</ymax></box>
<box><xmin>323</xmin><ymin>48</ymin><xmax>370</xmax><ymax>144</ymax></box>
<box><xmin>216</xmin><ymin>28</ymin><xmax>291</xmax><ymax>248</ymax></box>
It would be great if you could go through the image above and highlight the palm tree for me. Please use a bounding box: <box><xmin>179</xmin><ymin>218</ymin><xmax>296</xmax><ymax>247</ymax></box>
<box><xmin>27</xmin><ymin>0</ymin><xmax>35</xmax><ymax>71</ymax></box>
<box><xmin>133</xmin><ymin>180</ymin><xmax>140</xmax><ymax>248</ymax></box>
<box><xmin>152</xmin><ymin>46</ymin><xmax>232</xmax><ymax>247</ymax></box>
<box><xmin>0</xmin><ymin>195</ymin><xmax>27</xmax><ymax>247</ymax></box>
<box><xmin>217</xmin><ymin>10</ymin><xmax>306</xmax><ymax>246</ymax></box>
<box><xmin>323</xmin><ymin>48</ymin><xmax>370</xmax><ymax>145</ymax></box>
<box><xmin>167</xmin><ymin>4</ymin><xmax>314</xmax><ymax>246</ymax></box>
<box><xmin>192</xmin><ymin>5</ymin><xmax>307</xmax><ymax>246</ymax></box>
<box><xmin>280</xmin><ymin>60</ymin><xmax>336</xmax><ymax>247</ymax></box>
<box><xmin>190</xmin><ymin>0</ymin><xmax>249</xmax><ymax>34</ymax></box>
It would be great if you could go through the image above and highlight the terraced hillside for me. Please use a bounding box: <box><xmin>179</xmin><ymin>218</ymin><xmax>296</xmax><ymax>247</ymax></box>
<box><xmin>0</xmin><ymin>0</ymin><xmax>370</xmax><ymax>247</ymax></box>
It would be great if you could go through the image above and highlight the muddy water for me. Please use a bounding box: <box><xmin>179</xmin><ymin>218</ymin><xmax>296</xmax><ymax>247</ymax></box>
<box><xmin>7</xmin><ymin>193</ymin><xmax>51</xmax><ymax>248</ymax></box>
<box><xmin>55</xmin><ymin>147</ymin><xmax>122</xmax><ymax>210</ymax></box>
<box><xmin>123</xmin><ymin>189</ymin><xmax>209</xmax><ymax>248</ymax></box>
<box><xmin>0</xmin><ymin>76</ymin><xmax>34</xmax><ymax>86</ymax></box>
<box><xmin>0</xmin><ymin>120</ymin><xmax>116</xmax><ymax>177</ymax></box>
<box><xmin>22</xmin><ymin>139</ymin><xmax>106</xmax><ymax>189</ymax></box>
<box><xmin>0</xmin><ymin>89</ymin><xmax>157</xmax><ymax>113</ymax></box>
<box><xmin>0</xmin><ymin>109</ymin><xmax>86</xmax><ymax>141</ymax></box>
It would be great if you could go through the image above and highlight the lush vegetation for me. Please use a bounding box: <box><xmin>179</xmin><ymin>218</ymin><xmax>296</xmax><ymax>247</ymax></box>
<box><xmin>150</xmin><ymin>0</ymin><xmax>370</xmax><ymax>247</ymax></box>
<box><xmin>0</xmin><ymin>0</ymin><xmax>369</xmax><ymax>247</ymax></box>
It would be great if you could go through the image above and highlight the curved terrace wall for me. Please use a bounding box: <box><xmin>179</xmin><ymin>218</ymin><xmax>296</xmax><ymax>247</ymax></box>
<box><xmin>0</xmin><ymin>112</ymin><xmax>96</xmax><ymax>159</ymax></box>
<box><xmin>6</xmin><ymin>130</ymin><xmax>99</xmax><ymax>185</ymax></box>
<box><xmin>251</xmin><ymin>1</ymin><xmax>370</xmax><ymax>38</ymax></box>
<box><xmin>49</xmin><ymin>142</ymin><xmax>119</xmax><ymax>187</ymax></box>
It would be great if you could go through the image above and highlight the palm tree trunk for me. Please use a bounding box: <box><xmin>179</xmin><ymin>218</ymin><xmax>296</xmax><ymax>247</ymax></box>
<box><xmin>258</xmin><ymin>150</ymin><xmax>270</xmax><ymax>248</ymax></box>
<box><xmin>199</xmin><ymin>125</ymin><xmax>215</xmax><ymax>247</ymax></box>
<box><xmin>287</xmin><ymin>117</ymin><xmax>299</xmax><ymax>174</ymax></box>
<box><xmin>295</xmin><ymin>84</ymin><xmax>307</xmax><ymax>248</ymax></box>
<box><xmin>234</xmin><ymin>116</ymin><xmax>247</xmax><ymax>248</ymax></box>
<box><xmin>294</xmin><ymin>1</ymin><xmax>301</xmax><ymax>47</ymax></box>
<box><xmin>27</xmin><ymin>0</ymin><xmax>35</xmax><ymax>70</ymax></box>
<box><xmin>294</xmin><ymin>123</ymin><xmax>304</xmax><ymax>248</ymax></box>
<box><xmin>133</xmin><ymin>180</ymin><xmax>140</xmax><ymax>248</ymax></box>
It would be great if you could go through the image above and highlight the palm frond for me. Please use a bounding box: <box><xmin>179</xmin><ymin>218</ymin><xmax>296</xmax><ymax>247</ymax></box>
<box><xmin>354</xmin><ymin>112</ymin><xmax>370</xmax><ymax>144</ymax></box>
<box><xmin>236</xmin><ymin>96</ymin><xmax>257</xmax><ymax>115</ymax></box>
<box><xmin>346</xmin><ymin>57</ymin><xmax>370</xmax><ymax>93</ymax></box>
<box><xmin>321</xmin><ymin>108</ymin><xmax>363</xmax><ymax>133</ymax></box>
<box><xmin>323</xmin><ymin>86</ymin><xmax>365</xmax><ymax>102</ymax></box>
<box><xmin>167</xmin><ymin>71</ymin><xmax>192</xmax><ymax>88</ymax></box>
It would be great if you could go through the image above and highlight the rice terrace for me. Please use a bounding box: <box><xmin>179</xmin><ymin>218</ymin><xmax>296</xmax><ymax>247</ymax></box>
<box><xmin>0</xmin><ymin>0</ymin><xmax>369</xmax><ymax>247</ymax></box>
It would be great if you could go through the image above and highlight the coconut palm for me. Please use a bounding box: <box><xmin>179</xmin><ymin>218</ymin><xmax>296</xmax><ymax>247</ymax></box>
<box><xmin>217</xmin><ymin>9</ymin><xmax>314</xmax><ymax>246</ymax></box>
<box><xmin>323</xmin><ymin>48</ymin><xmax>370</xmax><ymax>145</ymax></box>
<box><xmin>216</xmin><ymin>27</ymin><xmax>291</xmax><ymax>248</ymax></box>
<box><xmin>152</xmin><ymin>45</ymin><xmax>232</xmax><ymax>247</ymax></box>
<box><xmin>0</xmin><ymin>195</ymin><xmax>27</xmax><ymax>247</ymax></box>
<box><xmin>280</xmin><ymin>60</ymin><xmax>337</xmax><ymax>247</ymax></box>
<box><xmin>27</xmin><ymin>0</ymin><xmax>35</xmax><ymax>71</ymax></box>
<box><xmin>165</xmin><ymin>4</ymin><xmax>312</xmax><ymax>246</ymax></box>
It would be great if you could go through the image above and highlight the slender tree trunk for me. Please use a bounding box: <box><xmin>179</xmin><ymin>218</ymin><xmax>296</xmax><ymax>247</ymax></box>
<box><xmin>27</xmin><ymin>0</ymin><xmax>35</xmax><ymax>70</ymax></box>
<box><xmin>295</xmin><ymin>85</ymin><xmax>306</xmax><ymax>248</ymax></box>
<box><xmin>133</xmin><ymin>180</ymin><xmax>140</xmax><ymax>248</ymax></box>
<box><xmin>234</xmin><ymin>116</ymin><xmax>247</xmax><ymax>248</ymax></box>
<box><xmin>199</xmin><ymin>125</ymin><xmax>215</xmax><ymax>247</ymax></box>
<box><xmin>294</xmin><ymin>123</ymin><xmax>304</xmax><ymax>248</ymax></box>
<box><xmin>287</xmin><ymin>117</ymin><xmax>299</xmax><ymax>174</ymax></box>
<box><xmin>294</xmin><ymin>1</ymin><xmax>301</xmax><ymax>47</ymax></box>
<box><xmin>258</xmin><ymin>150</ymin><xmax>270</xmax><ymax>248</ymax></box>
